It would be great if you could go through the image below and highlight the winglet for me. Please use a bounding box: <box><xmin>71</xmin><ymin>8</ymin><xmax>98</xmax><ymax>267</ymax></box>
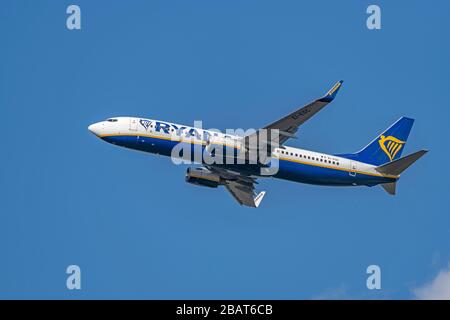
<box><xmin>254</xmin><ymin>191</ymin><xmax>266</xmax><ymax>208</ymax></box>
<box><xmin>319</xmin><ymin>80</ymin><xmax>344</xmax><ymax>102</ymax></box>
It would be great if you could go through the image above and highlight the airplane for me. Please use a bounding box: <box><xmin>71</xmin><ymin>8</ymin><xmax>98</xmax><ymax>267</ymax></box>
<box><xmin>88</xmin><ymin>80</ymin><xmax>427</xmax><ymax>208</ymax></box>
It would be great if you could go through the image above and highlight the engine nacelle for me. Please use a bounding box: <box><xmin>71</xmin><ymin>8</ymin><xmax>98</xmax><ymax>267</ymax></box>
<box><xmin>185</xmin><ymin>167</ymin><xmax>221</xmax><ymax>188</ymax></box>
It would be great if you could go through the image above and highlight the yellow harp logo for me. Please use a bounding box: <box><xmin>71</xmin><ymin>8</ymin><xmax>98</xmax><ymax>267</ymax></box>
<box><xmin>378</xmin><ymin>135</ymin><xmax>405</xmax><ymax>161</ymax></box>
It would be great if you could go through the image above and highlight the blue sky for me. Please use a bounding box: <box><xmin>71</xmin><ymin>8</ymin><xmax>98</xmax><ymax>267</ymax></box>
<box><xmin>1</xmin><ymin>0</ymin><xmax>449</xmax><ymax>299</ymax></box>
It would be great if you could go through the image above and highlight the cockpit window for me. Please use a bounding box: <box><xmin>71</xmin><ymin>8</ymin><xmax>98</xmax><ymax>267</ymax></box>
<box><xmin>107</xmin><ymin>118</ymin><xmax>118</xmax><ymax>122</ymax></box>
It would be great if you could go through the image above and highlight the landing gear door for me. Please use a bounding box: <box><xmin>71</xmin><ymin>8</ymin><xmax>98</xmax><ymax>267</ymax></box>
<box><xmin>129</xmin><ymin>118</ymin><xmax>138</xmax><ymax>131</ymax></box>
<box><xmin>349</xmin><ymin>161</ymin><xmax>357</xmax><ymax>177</ymax></box>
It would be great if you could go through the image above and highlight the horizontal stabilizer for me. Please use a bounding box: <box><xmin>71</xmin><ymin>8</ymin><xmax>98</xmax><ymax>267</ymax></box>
<box><xmin>376</xmin><ymin>150</ymin><xmax>428</xmax><ymax>176</ymax></box>
<box><xmin>381</xmin><ymin>182</ymin><xmax>397</xmax><ymax>195</ymax></box>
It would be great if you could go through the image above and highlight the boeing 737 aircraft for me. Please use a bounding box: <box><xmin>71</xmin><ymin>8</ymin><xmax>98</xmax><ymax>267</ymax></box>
<box><xmin>88</xmin><ymin>81</ymin><xmax>427</xmax><ymax>207</ymax></box>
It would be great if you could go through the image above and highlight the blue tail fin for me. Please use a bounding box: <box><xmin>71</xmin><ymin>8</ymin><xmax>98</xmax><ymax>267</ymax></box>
<box><xmin>337</xmin><ymin>117</ymin><xmax>415</xmax><ymax>166</ymax></box>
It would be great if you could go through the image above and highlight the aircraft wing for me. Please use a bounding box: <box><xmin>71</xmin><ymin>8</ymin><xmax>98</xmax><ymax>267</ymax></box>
<box><xmin>225</xmin><ymin>180</ymin><xmax>265</xmax><ymax>208</ymax></box>
<box><xmin>245</xmin><ymin>80</ymin><xmax>343</xmax><ymax>147</ymax></box>
<box><xmin>207</xmin><ymin>166</ymin><xmax>266</xmax><ymax>208</ymax></box>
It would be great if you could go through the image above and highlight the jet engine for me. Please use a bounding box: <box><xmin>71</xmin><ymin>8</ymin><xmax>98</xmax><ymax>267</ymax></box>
<box><xmin>185</xmin><ymin>167</ymin><xmax>221</xmax><ymax>188</ymax></box>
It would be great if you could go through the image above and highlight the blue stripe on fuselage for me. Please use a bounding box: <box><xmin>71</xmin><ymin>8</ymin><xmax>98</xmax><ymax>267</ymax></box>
<box><xmin>101</xmin><ymin>134</ymin><xmax>395</xmax><ymax>187</ymax></box>
<box><xmin>275</xmin><ymin>159</ymin><xmax>389</xmax><ymax>186</ymax></box>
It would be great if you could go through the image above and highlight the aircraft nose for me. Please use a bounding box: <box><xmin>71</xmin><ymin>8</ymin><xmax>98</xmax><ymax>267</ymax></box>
<box><xmin>88</xmin><ymin>122</ymin><xmax>102</xmax><ymax>136</ymax></box>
